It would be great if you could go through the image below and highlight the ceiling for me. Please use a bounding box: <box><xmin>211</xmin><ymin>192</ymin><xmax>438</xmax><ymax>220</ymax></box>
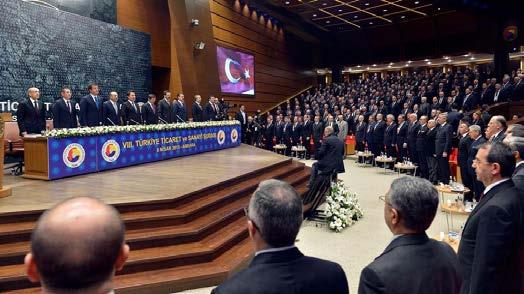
<box><xmin>266</xmin><ymin>0</ymin><xmax>453</xmax><ymax>32</ymax></box>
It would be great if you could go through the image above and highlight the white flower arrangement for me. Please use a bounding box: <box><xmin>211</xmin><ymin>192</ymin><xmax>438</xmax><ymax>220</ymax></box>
<box><xmin>45</xmin><ymin>120</ymin><xmax>241</xmax><ymax>138</ymax></box>
<box><xmin>324</xmin><ymin>180</ymin><xmax>364</xmax><ymax>232</ymax></box>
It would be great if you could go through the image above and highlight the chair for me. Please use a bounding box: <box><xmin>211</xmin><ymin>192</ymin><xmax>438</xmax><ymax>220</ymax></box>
<box><xmin>4</xmin><ymin>122</ymin><xmax>24</xmax><ymax>175</ymax></box>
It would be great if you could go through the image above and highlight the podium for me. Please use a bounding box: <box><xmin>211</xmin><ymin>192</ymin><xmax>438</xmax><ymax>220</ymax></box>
<box><xmin>22</xmin><ymin>137</ymin><xmax>49</xmax><ymax>180</ymax></box>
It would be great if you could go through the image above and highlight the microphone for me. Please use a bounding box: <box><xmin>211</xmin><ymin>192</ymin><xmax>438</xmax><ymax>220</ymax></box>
<box><xmin>107</xmin><ymin>118</ymin><xmax>116</xmax><ymax>126</ymax></box>
<box><xmin>175</xmin><ymin>114</ymin><xmax>186</xmax><ymax>123</ymax></box>
<box><xmin>158</xmin><ymin>117</ymin><xmax>168</xmax><ymax>124</ymax></box>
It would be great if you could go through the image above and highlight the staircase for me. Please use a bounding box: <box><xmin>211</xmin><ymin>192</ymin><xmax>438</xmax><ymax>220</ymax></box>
<box><xmin>0</xmin><ymin>158</ymin><xmax>310</xmax><ymax>293</ymax></box>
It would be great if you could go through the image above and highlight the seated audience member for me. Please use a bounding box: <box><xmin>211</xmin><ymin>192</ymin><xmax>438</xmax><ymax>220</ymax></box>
<box><xmin>359</xmin><ymin>176</ymin><xmax>462</xmax><ymax>294</ymax></box>
<box><xmin>212</xmin><ymin>180</ymin><xmax>349</xmax><ymax>294</ymax></box>
<box><xmin>25</xmin><ymin>197</ymin><xmax>129</xmax><ymax>293</ymax></box>
<box><xmin>309</xmin><ymin>126</ymin><xmax>345</xmax><ymax>187</ymax></box>
<box><xmin>458</xmin><ymin>142</ymin><xmax>523</xmax><ymax>294</ymax></box>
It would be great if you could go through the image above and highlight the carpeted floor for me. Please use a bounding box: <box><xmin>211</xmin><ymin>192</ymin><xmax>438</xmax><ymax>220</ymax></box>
<box><xmin>180</xmin><ymin>156</ymin><xmax>467</xmax><ymax>294</ymax></box>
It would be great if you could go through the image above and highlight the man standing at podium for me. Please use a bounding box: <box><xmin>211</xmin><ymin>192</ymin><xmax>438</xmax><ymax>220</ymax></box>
<box><xmin>158</xmin><ymin>90</ymin><xmax>172</xmax><ymax>124</ymax></box>
<box><xmin>123</xmin><ymin>91</ymin><xmax>142</xmax><ymax>125</ymax></box>
<box><xmin>102</xmin><ymin>91</ymin><xmax>122</xmax><ymax>126</ymax></box>
<box><xmin>17</xmin><ymin>87</ymin><xmax>46</xmax><ymax>136</ymax></box>
<box><xmin>52</xmin><ymin>87</ymin><xmax>79</xmax><ymax>129</ymax></box>
<box><xmin>173</xmin><ymin>93</ymin><xmax>187</xmax><ymax>123</ymax></box>
<box><xmin>80</xmin><ymin>84</ymin><xmax>103</xmax><ymax>127</ymax></box>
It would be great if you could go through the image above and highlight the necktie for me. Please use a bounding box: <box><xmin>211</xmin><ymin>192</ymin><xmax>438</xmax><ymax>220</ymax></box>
<box><xmin>33</xmin><ymin>101</ymin><xmax>38</xmax><ymax>111</ymax></box>
<box><xmin>152</xmin><ymin>103</ymin><xmax>155</xmax><ymax>114</ymax></box>
<box><xmin>132</xmin><ymin>102</ymin><xmax>137</xmax><ymax>112</ymax></box>
<box><xmin>94</xmin><ymin>96</ymin><xmax>99</xmax><ymax>109</ymax></box>
<box><xmin>67</xmin><ymin>101</ymin><xmax>71</xmax><ymax>113</ymax></box>
<box><xmin>113</xmin><ymin>102</ymin><xmax>118</xmax><ymax>114</ymax></box>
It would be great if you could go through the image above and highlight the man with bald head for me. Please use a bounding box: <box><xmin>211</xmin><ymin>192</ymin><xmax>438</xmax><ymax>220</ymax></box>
<box><xmin>16</xmin><ymin>87</ymin><xmax>46</xmax><ymax>136</ymax></box>
<box><xmin>25</xmin><ymin>197</ymin><xmax>129</xmax><ymax>293</ymax></box>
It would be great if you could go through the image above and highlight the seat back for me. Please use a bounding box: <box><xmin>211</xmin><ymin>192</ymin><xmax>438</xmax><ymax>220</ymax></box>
<box><xmin>4</xmin><ymin>122</ymin><xmax>20</xmax><ymax>142</ymax></box>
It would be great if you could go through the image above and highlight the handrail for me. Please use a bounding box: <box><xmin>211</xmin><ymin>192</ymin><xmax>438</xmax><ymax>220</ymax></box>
<box><xmin>261</xmin><ymin>86</ymin><xmax>313</xmax><ymax>115</ymax></box>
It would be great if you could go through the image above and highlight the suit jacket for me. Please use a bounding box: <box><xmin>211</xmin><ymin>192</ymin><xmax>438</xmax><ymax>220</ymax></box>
<box><xmin>384</xmin><ymin>123</ymin><xmax>397</xmax><ymax>146</ymax></box>
<box><xmin>491</xmin><ymin>131</ymin><xmax>506</xmax><ymax>143</ymax></box>
<box><xmin>512</xmin><ymin>162</ymin><xmax>524</xmax><ymax>191</ymax></box>
<box><xmin>102</xmin><ymin>100</ymin><xmax>122</xmax><ymax>126</ymax></box>
<box><xmin>79</xmin><ymin>94</ymin><xmax>103</xmax><ymax>127</ymax></box>
<box><xmin>425</xmin><ymin>127</ymin><xmax>437</xmax><ymax>156</ymax></box>
<box><xmin>467</xmin><ymin>136</ymin><xmax>487</xmax><ymax>174</ymax></box>
<box><xmin>337</xmin><ymin>120</ymin><xmax>348</xmax><ymax>142</ymax></box>
<box><xmin>512</xmin><ymin>81</ymin><xmax>524</xmax><ymax>101</ymax></box>
<box><xmin>312</xmin><ymin>122</ymin><xmax>324</xmax><ymax>143</ymax></box>
<box><xmin>282</xmin><ymin>122</ymin><xmax>292</xmax><ymax>144</ymax></box>
<box><xmin>499</xmin><ymin>83</ymin><xmax>513</xmax><ymax>102</ymax></box>
<box><xmin>122</xmin><ymin>100</ymin><xmax>142</xmax><ymax>125</ymax></box>
<box><xmin>373</xmin><ymin>120</ymin><xmax>386</xmax><ymax>146</ymax></box>
<box><xmin>359</xmin><ymin>234</ymin><xmax>462</xmax><ymax>294</ymax></box>
<box><xmin>407</xmin><ymin>122</ymin><xmax>420</xmax><ymax>150</ymax></box>
<box><xmin>235</xmin><ymin>111</ymin><xmax>247</xmax><ymax>128</ymax></box>
<box><xmin>157</xmin><ymin>99</ymin><xmax>173</xmax><ymax>123</ymax></box>
<box><xmin>52</xmin><ymin>99</ymin><xmax>78</xmax><ymax>129</ymax></box>
<box><xmin>435</xmin><ymin>123</ymin><xmax>453</xmax><ymax>155</ymax></box>
<box><xmin>457</xmin><ymin>134</ymin><xmax>473</xmax><ymax>168</ymax></box>
<box><xmin>355</xmin><ymin>122</ymin><xmax>367</xmax><ymax>143</ymax></box>
<box><xmin>275</xmin><ymin>122</ymin><xmax>284</xmax><ymax>142</ymax></box>
<box><xmin>173</xmin><ymin>101</ymin><xmax>187</xmax><ymax>122</ymax></box>
<box><xmin>458</xmin><ymin>180</ymin><xmax>523</xmax><ymax>294</ymax></box>
<box><xmin>316</xmin><ymin>134</ymin><xmax>345</xmax><ymax>174</ymax></box>
<box><xmin>264</xmin><ymin>123</ymin><xmax>275</xmax><ymax>142</ymax></box>
<box><xmin>291</xmin><ymin>123</ymin><xmax>303</xmax><ymax>144</ymax></box>
<box><xmin>16</xmin><ymin>99</ymin><xmax>46</xmax><ymax>135</ymax></box>
<box><xmin>192</xmin><ymin>102</ymin><xmax>203</xmax><ymax>122</ymax></box>
<box><xmin>204</xmin><ymin>102</ymin><xmax>218</xmax><ymax>121</ymax></box>
<box><xmin>396</xmin><ymin>122</ymin><xmax>408</xmax><ymax>147</ymax></box>
<box><xmin>212</xmin><ymin>247</ymin><xmax>349</xmax><ymax>294</ymax></box>
<box><xmin>325</xmin><ymin>121</ymin><xmax>339</xmax><ymax>135</ymax></box>
<box><xmin>142</xmin><ymin>102</ymin><xmax>158</xmax><ymax>125</ymax></box>
<box><xmin>461</xmin><ymin>94</ymin><xmax>479</xmax><ymax>112</ymax></box>
<box><xmin>365</xmin><ymin>122</ymin><xmax>375</xmax><ymax>145</ymax></box>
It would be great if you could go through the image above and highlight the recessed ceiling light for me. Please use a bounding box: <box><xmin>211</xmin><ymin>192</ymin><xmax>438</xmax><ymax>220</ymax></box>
<box><xmin>407</xmin><ymin>60</ymin><xmax>412</xmax><ymax>63</ymax></box>
<box><xmin>448</xmin><ymin>59</ymin><xmax>452</xmax><ymax>62</ymax></box>
<box><xmin>400</xmin><ymin>15</ymin><xmax>405</xmax><ymax>19</ymax></box>
<box><xmin>372</xmin><ymin>64</ymin><xmax>377</xmax><ymax>67</ymax></box>
<box><xmin>338</xmin><ymin>9</ymin><xmax>343</xmax><ymax>12</ymax></box>
<box><xmin>357</xmin><ymin>65</ymin><xmax>361</xmax><ymax>68</ymax></box>
<box><xmin>437</xmin><ymin>7</ymin><xmax>441</xmax><ymax>10</ymax></box>
<box><xmin>470</xmin><ymin>57</ymin><xmax>475</xmax><ymax>60</ymax></box>
<box><xmin>383</xmin><ymin>9</ymin><xmax>388</xmax><ymax>12</ymax></box>
<box><xmin>365</xmin><ymin>3</ymin><xmax>370</xmax><ymax>6</ymax></box>
<box><xmin>349</xmin><ymin>68</ymin><xmax>352</xmax><ymax>71</ymax></box>
<box><xmin>464</xmin><ymin>53</ymin><xmax>470</xmax><ymax>57</ymax></box>
<box><xmin>427</xmin><ymin>61</ymin><xmax>431</xmax><ymax>65</ymax></box>
<box><xmin>369</xmin><ymin>21</ymin><xmax>373</xmax><ymax>24</ymax></box>
<box><xmin>389</xmin><ymin>62</ymin><xmax>394</xmax><ymax>65</ymax></box>
<box><xmin>285</xmin><ymin>1</ymin><xmax>290</xmax><ymax>4</ymax></box>
<box><xmin>323</xmin><ymin>2</ymin><xmax>327</xmax><ymax>5</ymax></box>
<box><xmin>354</xmin><ymin>15</ymin><xmax>358</xmax><ymax>18</ymax></box>
<box><xmin>424</xmin><ymin>59</ymin><xmax>429</xmax><ymax>62</ymax></box>
<box><xmin>326</xmin><ymin>20</ymin><xmax>330</xmax><ymax>23</ymax></box>
<box><xmin>313</xmin><ymin>14</ymin><xmax>317</xmax><ymax>17</ymax></box>
<box><xmin>414</xmin><ymin>1</ymin><xmax>419</xmax><ymax>4</ymax></box>
<box><xmin>405</xmin><ymin>64</ymin><xmax>409</xmax><ymax>67</ymax></box>
<box><xmin>366</xmin><ymin>67</ymin><xmax>370</xmax><ymax>70</ymax></box>
<box><xmin>388</xmin><ymin>65</ymin><xmax>392</xmax><ymax>68</ymax></box>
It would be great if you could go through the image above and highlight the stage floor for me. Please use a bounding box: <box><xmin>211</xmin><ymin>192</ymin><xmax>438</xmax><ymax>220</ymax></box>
<box><xmin>0</xmin><ymin>145</ymin><xmax>288</xmax><ymax>214</ymax></box>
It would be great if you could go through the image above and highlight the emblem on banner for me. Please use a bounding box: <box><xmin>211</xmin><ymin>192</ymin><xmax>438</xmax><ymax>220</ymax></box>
<box><xmin>63</xmin><ymin>143</ymin><xmax>86</xmax><ymax>168</ymax></box>
<box><xmin>217</xmin><ymin>130</ymin><xmax>226</xmax><ymax>145</ymax></box>
<box><xmin>230</xmin><ymin>128</ymin><xmax>239</xmax><ymax>143</ymax></box>
<box><xmin>102</xmin><ymin>140</ymin><xmax>121</xmax><ymax>162</ymax></box>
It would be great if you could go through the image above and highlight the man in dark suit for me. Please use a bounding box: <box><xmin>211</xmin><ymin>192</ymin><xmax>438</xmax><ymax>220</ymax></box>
<box><xmin>365</xmin><ymin>116</ymin><xmax>376</xmax><ymax>158</ymax></box>
<box><xmin>291</xmin><ymin>116</ymin><xmax>302</xmax><ymax>146</ymax></box>
<box><xmin>282</xmin><ymin>116</ymin><xmax>292</xmax><ymax>155</ymax></box>
<box><xmin>157</xmin><ymin>90</ymin><xmax>172</xmax><ymax>124</ymax></box>
<box><xmin>212</xmin><ymin>180</ymin><xmax>349</xmax><ymax>294</ymax></box>
<box><xmin>507</xmin><ymin>136</ymin><xmax>524</xmax><ymax>191</ymax></box>
<box><xmin>102</xmin><ymin>91</ymin><xmax>122</xmax><ymax>126</ymax></box>
<box><xmin>325</xmin><ymin>115</ymin><xmax>339</xmax><ymax>135</ymax></box>
<box><xmin>17</xmin><ymin>87</ymin><xmax>46</xmax><ymax>136</ymax></box>
<box><xmin>263</xmin><ymin>115</ymin><xmax>275</xmax><ymax>151</ymax></box>
<box><xmin>311</xmin><ymin>115</ymin><xmax>324</xmax><ymax>157</ymax></box>
<box><xmin>458</xmin><ymin>142</ymin><xmax>523</xmax><ymax>294</ymax></box>
<box><xmin>457</xmin><ymin>122</ymin><xmax>473</xmax><ymax>200</ymax></box>
<box><xmin>373</xmin><ymin>114</ymin><xmax>386</xmax><ymax>157</ymax></box>
<box><xmin>235</xmin><ymin>105</ymin><xmax>248</xmax><ymax>143</ymax></box>
<box><xmin>395</xmin><ymin>114</ymin><xmax>408</xmax><ymax>161</ymax></box>
<box><xmin>204</xmin><ymin>96</ymin><xmax>219</xmax><ymax>121</ymax></box>
<box><xmin>52</xmin><ymin>87</ymin><xmax>79</xmax><ymax>129</ymax></box>
<box><xmin>355</xmin><ymin>115</ymin><xmax>367</xmax><ymax>152</ymax></box>
<box><xmin>309</xmin><ymin>126</ymin><xmax>345</xmax><ymax>187</ymax></box>
<box><xmin>512</xmin><ymin>74</ymin><xmax>524</xmax><ymax>101</ymax></box>
<box><xmin>192</xmin><ymin>94</ymin><xmax>204</xmax><ymax>122</ymax></box>
<box><xmin>435</xmin><ymin>113</ymin><xmax>453</xmax><ymax>184</ymax></box>
<box><xmin>461</xmin><ymin>88</ymin><xmax>478</xmax><ymax>112</ymax></box>
<box><xmin>79</xmin><ymin>84</ymin><xmax>103</xmax><ymax>127</ymax></box>
<box><xmin>426</xmin><ymin>120</ymin><xmax>439</xmax><ymax>184</ymax></box>
<box><xmin>407</xmin><ymin>113</ymin><xmax>420</xmax><ymax>165</ymax></box>
<box><xmin>487</xmin><ymin>115</ymin><xmax>506</xmax><ymax>142</ymax></box>
<box><xmin>467</xmin><ymin>125</ymin><xmax>487</xmax><ymax>200</ymax></box>
<box><xmin>122</xmin><ymin>91</ymin><xmax>142</xmax><ymax>125</ymax></box>
<box><xmin>302</xmin><ymin>114</ymin><xmax>313</xmax><ymax>159</ymax></box>
<box><xmin>416</xmin><ymin>116</ymin><xmax>429</xmax><ymax>179</ymax></box>
<box><xmin>142</xmin><ymin>94</ymin><xmax>158</xmax><ymax>125</ymax></box>
<box><xmin>173</xmin><ymin>93</ymin><xmax>187</xmax><ymax>123</ymax></box>
<box><xmin>359</xmin><ymin>176</ymin><xmax>462</xmax><ymax>294</ymax></box>
<box><xmin>499</xmin><ymin>74</ymin><xmax>513</xmax><ymax>102</ymax></box>
<box><xmin>384</xmin><ymin>114</ymin><xmax>397</xmax><ymax>162</ymax></box>
<box><xmin>274</xmin><ymin>115</ymin><xmax>284</xmax><ymax>145</ymax></box>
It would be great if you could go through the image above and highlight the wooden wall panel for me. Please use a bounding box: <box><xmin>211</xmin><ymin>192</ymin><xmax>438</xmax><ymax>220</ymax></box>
<box><xmin>210</xmin><ymin>0</ymin><xmax>311</xmax><ymax>114</ymax></box>
<box><xmin>117</xmin><ymin>0</ymin><xmax>170</xmax><ymax>68</ymax></box>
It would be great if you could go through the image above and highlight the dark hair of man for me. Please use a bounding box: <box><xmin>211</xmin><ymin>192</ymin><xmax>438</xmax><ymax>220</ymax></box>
<box><xmin>176</xmin><ymin>93</ymin><xmax>183</xmax><ymax>98</ymax></box>
<box><xmin>61</xmin><ymin>87</ymin><xmax>71</xmax><ymax>93</ymax></box>
<box><xmin>508</xmin><ymin>137</ymin><xmax>524</xmax><ymax>159</ymax></box>
<box><xmin>248</xmin><ymin>180</ymin><xmax>303</xmax><ymax>248</ymax></box>
<box><xmin>148</xmin><ymin>94</ymin><xmax>156</xmax><ymax>100</ymax></box>
<box><xmin>388</xmin><ymin>176</ymin><xmax>438</xmax><ymax>232</ymax></box>
<box><xmin>87</xmin><ymin>84</ymin><xmax>98</xmax><ymax>91</ymax></box>
<box><xmin>163</xmin><ymin>90</ymin><xmax>170</xmax><ymax>96</ymax></box>
<box><xmin>30</xmin><ymin>197</ymin><xmax>125</xmax><ymax>291</ymax></box>
<box><xmin>127</xmin><ymin>91</ymin><xmax>135</xmax><ymax>97</ymax></box>
<box><xmin>482</xmin><ymin>142</ymin><xmax>516</xmax><ymax>178</ymax></box>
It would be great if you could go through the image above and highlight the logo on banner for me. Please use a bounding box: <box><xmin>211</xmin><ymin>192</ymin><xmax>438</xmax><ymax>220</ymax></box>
<box><xmin>217</xmin><ymin>130</ymin><xmax>226</xmax><ymax>145</ymax></box>
<box><xmin>102</xmin><ymin>140</ymin><xmax>121</xmax><ymax>162</ymax></box>
<box><xmin>63</xmin><ymin>143</ymin><xmax>86</xmax><ymax>168</ymax></box>
<box><xmin>231</xmin><ymin>129</ymin><xmax>239</xmax><ymax>143</ymax></box>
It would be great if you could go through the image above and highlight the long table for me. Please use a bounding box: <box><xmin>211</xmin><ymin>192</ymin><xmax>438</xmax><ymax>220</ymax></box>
<box><xmin>23</xmin><ymin>123</ymin><xmax>241</xmax><ymax>180</ymax></box>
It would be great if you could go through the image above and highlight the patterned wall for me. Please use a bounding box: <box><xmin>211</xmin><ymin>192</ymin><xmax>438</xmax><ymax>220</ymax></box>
<box><xmin>0</xmin><ymin>0</ymin><xmax>151</xmax><ymax>114</ymax></box>
<box><xmin>31</xmin><ymin>0</ymin><xmax>116</xmax><ymax>24</ymax></box>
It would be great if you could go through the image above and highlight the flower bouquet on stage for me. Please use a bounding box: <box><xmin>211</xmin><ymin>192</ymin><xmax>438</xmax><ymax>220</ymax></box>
<box><xmin>325</xmin><ymin>180</ymin><xmax>363</xmax><ymax>232</ymax></box>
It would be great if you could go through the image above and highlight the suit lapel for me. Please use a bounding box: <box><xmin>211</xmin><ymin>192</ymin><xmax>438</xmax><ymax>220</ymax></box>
<box><xmin>463</xmin><ymin>180</ymin><xmax>513</xmax><ymax>230</ymax></box>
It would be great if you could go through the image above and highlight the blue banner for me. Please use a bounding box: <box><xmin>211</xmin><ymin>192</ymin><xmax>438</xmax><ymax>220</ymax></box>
<box><xmin>48</xmin><ymin>125</ymin><xmax>241</xmax><ymax>180</ymax></box>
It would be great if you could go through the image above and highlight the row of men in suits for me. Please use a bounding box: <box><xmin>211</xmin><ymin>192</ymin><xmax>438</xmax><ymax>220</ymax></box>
<box><xmin>16</xmin><ymin>86</ymin><xmax>228</xmax><ymax>135</ymax></box>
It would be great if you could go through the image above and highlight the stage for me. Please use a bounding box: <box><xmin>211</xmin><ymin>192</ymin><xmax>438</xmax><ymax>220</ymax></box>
<box><xmin>0</xmin><ymin>144</ymin><xmax>311</xmax><ymax>293</ymax></box>
<box><xmin>0</xmin><ymin>144</ymin><xmax>289</xmax><ymax>214</ymax></box>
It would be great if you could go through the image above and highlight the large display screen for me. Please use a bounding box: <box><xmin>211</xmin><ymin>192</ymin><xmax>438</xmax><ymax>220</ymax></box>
<box><xmin>216</xmin><ymin>45</ymin><xmax>255</xmax><ymax>95</ymax></box>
